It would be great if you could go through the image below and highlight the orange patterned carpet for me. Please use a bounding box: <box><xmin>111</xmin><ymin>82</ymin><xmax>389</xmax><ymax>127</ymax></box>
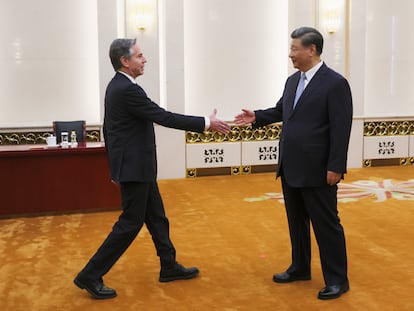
<box><xmin>0</xmin><ymin>166</ymin><xmax>413</xmax><ymax>310</ymax></box>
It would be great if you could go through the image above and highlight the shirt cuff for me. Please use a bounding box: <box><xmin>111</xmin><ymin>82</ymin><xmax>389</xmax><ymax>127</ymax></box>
<box><xmin>204</xmin><ymin>117</ymin><xmax>210</xmax><ymax>131</ymax></box>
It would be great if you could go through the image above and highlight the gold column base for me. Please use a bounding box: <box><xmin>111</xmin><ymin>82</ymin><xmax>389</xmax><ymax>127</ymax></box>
<box><xmin>186</xmin><ymin>165</ymin><xmax>277</xmax><ymax>178</ymax></box>
<box><xmin>363</xmin><ymin>158</ymin><xmax>414</xmax><ymax>167</ymax></box>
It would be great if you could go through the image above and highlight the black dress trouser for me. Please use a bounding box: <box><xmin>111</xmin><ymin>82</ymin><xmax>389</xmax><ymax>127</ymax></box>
<box><xmin>281</xmin><ymin>177</ymin><xmax>348</xmax><ymax>286</ymax></box>
<box><xmin>80</xmin><ymin>181</ymin><xmax>176</xmax><ymax>281</ymax></box>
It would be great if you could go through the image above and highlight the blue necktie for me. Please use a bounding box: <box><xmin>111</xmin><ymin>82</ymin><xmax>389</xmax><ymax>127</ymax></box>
<box><xmin>293</xmin><ymin>73</ymin><xmax>306</xmax><ymax>108</ymax></box>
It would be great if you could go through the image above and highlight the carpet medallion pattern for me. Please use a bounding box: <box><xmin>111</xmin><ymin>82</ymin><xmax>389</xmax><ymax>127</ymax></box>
<box><xmin>244</xmin><ymin>179</ymin><xmax>414</xmax><ymax>203</ymax></box>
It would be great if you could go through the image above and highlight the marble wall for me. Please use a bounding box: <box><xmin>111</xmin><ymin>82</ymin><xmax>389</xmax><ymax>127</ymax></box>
<box><xmin>2</xmin><ymin>0</ymin><xmax>414</xmax><ymax>178</ymax></box>
<box><xmin>0</xmin><ymin>0</ymin><xmax>101</xmax><ymax>127</ymax></box>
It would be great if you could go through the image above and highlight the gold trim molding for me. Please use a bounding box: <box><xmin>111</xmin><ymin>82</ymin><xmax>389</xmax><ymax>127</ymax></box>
<box><xmin>0</xmin><ymin>130</ymin><xmax>101</xmax><ymax>145</ymax></box>
<box><xmin>401</xmin><ymin>157</ymin><xmax>414</xmax><ymax>166</ymax></box>
<box><xmin>185</xmin><ymin>121</ymin><xmax>414</xmax><ymax>141</ymax></box>
<box><xmin>364</xmin><ymin>121</ymin><xmax>414</xmax><ymax>136</ymax></box>
<box><xmin>186</xmin><ymin>168</ymin><xmax>197</xmax><ymax>178</ymax></box>
<box><xmin>363</xmin><ymin>159</ymin><xmax>372</xmax><ymax>167</ymax></box>
<box><xmin>231</xmin><ymin>166</ymin><xmax>241</xmax><ymax>175</ymax></box>
<box><xmin>363</xmin><ymin>158</ymin><xmax>414</xmax><ymax>167</ymax></box>
<box><xmin>186</xmin><ymin>165</ymin><xmax>275</xmax><ymax>178</ymax></box>
<box><xmin>186</xmin><ymin>124</ymin><xmax>282</xmax><ymax>144</ymax></box>
<box><xmin>231</xmin><ymin>166</ymin><xmax>253</xmax><ymax>175</ymax></box>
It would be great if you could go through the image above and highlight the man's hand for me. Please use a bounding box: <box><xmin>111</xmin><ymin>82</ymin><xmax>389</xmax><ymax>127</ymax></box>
<box><xmin>327</xmin><ymin>171</ymin><xmax>341</xmax><ymax>186</ymax></box>
<box><xmin>209</xmin><ymin>109</ymin><xmax>230</xmax><ymax>133</ymax></box>
<box><xmin>234</xmin><ymin>109</ymin><xmax>256</xmax><ymax>126</ymax></box>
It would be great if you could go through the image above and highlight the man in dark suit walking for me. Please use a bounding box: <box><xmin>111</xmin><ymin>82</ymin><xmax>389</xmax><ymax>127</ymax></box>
<box><xmin>74</xmin><ymin>38</ymin><xmax>229</xmax><ymax>299</ymax></box>
<box><xmin>235</xmin><ymin>27</ymin><xmax>353</xmax><ymax>300</ymax></box>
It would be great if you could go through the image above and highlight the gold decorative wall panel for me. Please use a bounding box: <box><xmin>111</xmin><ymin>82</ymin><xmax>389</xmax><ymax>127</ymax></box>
<box><xmin>363</xmin><ymin>120</ymin><xmax>414</xmax><ymax>167</ymax></box>
<box><xmin>0</xmin><ymin>130</ymin><xmax>101</xmax><ymax>145</ymax></box>
<box><xmin>186</xmin><ymin>124</ymin><xmax>281</xmax><ymax>144</ymax></box>
<box><xmin>186</xmin><ymin>121</ymin><xmax>414</xmax><ymax>176</ymax></box>
<box><xmin>364</xmin><ymin>121</ymin><xmax>414</xmax><ymax>136</ymax></box>
<box><xmin>185</xmin><ymin>124</ymin><xmax>281</xmax><ymax>177</ymax></box>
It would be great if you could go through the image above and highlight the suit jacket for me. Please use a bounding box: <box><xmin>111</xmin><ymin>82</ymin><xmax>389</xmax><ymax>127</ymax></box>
<box><xmin>103</xmin><ymin>72</ymin><xmax>205</xmax><ymax>183</ymax></box>
<box><xmin>254</xmin><ymin>63</ymin><xmax>353</xmax><ymax>187</ymax></box>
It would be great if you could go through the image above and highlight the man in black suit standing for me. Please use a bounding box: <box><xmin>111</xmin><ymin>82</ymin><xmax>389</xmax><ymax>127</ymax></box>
<box><xmin>235</xmin><ymin>27</ymin><xmax>353</xmax><ymax>300</ymax></box>
<box><xmin>74</xmin><ymin>38</ymin><xmax>229</xmax><ymax>299</ymax></box>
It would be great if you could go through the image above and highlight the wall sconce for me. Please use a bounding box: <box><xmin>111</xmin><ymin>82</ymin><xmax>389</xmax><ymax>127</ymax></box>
<box><xmin>136</xmin><ymin>12</ymin><xmax>150</xmax><ymax>31</ymax></box>
<box><xmin>326</xmin><ymin>9</ymin><xmax>340</xmax><ymax>34</ymax></box>
<box><xmin>134</xmin><ymin>0</ymin><xmax>151</xmax><ymax>31</ymax></box>
<box><xmin>322</xmin><ymin>0</ymin><xmax>342</xmax><ymax>34</ymax></box>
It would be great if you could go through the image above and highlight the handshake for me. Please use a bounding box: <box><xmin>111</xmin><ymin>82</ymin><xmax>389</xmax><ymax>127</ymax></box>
<box><xmin>208</xmin><ymin>108</ymin><xmax>256</xmax><ymax>134</ymax></box>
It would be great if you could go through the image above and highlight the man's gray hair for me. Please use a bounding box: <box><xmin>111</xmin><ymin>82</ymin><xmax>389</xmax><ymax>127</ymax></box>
<box><xmin>109</xmin><ymin>38</ymin><xmax>137</xmax><ymax>71</ymax></box>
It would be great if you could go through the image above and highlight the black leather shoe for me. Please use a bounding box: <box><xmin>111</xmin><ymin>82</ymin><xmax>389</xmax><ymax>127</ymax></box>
<box><xmin>159</xmin><ymin>262</ymin><xmax>199</xmax><ymax>282</ymax></box>
<box><xmin>273</xmin><ymin>271</ymin><xmax>311</xmax><ymax>283</ymax></box>
<box><xmin>318</xmin><ymin>281</ymin><xmax>349</xmax><ymax>300</ymax></box>
<box><xmin>74</xmin><ymin>275</ymin><xmax>117</xmax><ymax>299</ymax></box>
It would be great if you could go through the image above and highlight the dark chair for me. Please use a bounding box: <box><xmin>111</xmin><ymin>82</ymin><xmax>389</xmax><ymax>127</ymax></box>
<box><xmin>53</xmin><ymin>120</ymin><xmax>86</xmax><ymax>143</ymax></box>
